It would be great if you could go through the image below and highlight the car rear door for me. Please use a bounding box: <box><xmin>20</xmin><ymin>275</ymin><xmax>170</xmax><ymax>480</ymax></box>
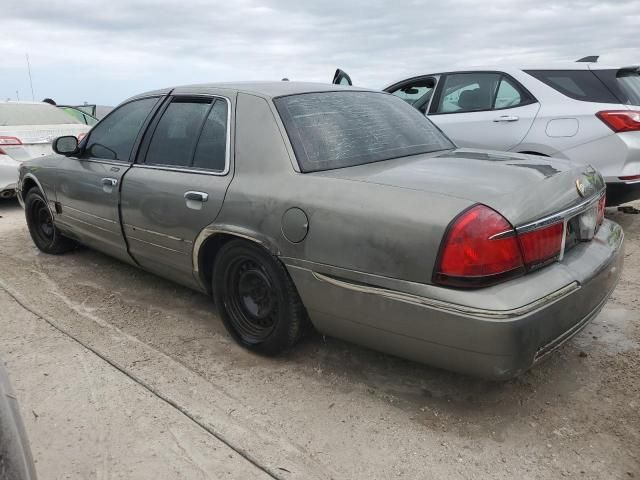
<box><xmin>54</xmin><ymin>96</ymin><xmax>163</xmax><ymax>264</ymax></box>
<box><xmin>427</xmin><ymin>71</ymin><xmax>540</xmax><ymax>151</ymax></box>
<box><xmin>120</xmin><ymin>92</ymin><xmax>233</xmax><ymax>289</ymax></box>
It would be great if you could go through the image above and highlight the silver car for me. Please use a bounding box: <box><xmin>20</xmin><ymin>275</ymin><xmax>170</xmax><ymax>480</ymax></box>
<box><xmin>335</xmin><ymin>62</ymin><xmax>640</xmax><ymax>206</ymax></box>
<box><xmin>17</xmin><ymin>82</ymin><xmax>624</xmax><ymax>379</ymax></box>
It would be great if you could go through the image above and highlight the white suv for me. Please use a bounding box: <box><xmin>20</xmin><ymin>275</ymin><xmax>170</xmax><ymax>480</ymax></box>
<box><xmin>333</xmin><ymin>62</ymin><xmax>640</xmax><ymax>205</ymax></box>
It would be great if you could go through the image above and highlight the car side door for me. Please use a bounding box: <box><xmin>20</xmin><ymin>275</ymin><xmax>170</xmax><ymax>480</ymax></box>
<box><xmin>54</xmin><ymin>96</ymin><xmax>162</xmax><ymax>264</ymax></box>
<box><xmin>427</xmin><ymin>71</ymin><xmax>540</xmax><ymax>151</ymax></box>
<box><xmin>119</xmin><ymin>93</ymin><xmax>234</xmax><ymax>289</ymax></box>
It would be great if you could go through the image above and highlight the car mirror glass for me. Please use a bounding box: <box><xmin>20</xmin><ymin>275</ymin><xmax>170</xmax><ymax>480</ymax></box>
<box><xmin>53</xmin><ymin>136</ymin><xmax>79</xmax><ymax>156</ymax></box>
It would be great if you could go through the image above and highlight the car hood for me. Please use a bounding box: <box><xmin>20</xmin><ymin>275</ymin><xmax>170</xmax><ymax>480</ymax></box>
<box><xmin>313</xmin><ymin>148</ymin><xmax>603</xmax><ymax>226</ymax></box>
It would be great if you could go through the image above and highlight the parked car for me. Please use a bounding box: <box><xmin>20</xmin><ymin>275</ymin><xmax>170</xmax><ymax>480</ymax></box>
<box><xmin>58</xmin><ymin>105</ymin><xmax>99</xmax><ymax>126</ymax></box>
<box><xmin>333</xmin><ymin>62</ymin><xmax>640</xmax><ymax>205</ymax></box>
<box><xmin>0</xmin><ymin>361</ymin><xmax>37</xmax><ymax>480</ymax></box>
<box><xmin>0</xmin><ymin>102</ymin><xmax>90</xmax><ymax>198</ymax></box>
<box><xmin>17</xmin><ymin>82</ymin><xmax>623</xmax><ymax>379</ymax></box>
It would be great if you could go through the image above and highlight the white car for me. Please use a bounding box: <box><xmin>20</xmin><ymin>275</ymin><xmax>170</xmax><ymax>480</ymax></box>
<box><xmin>0</xmin><ymin>102</ymin><xmax>91</xmax><ymax>198</ymax></box>
<box><xmin>333</xmin><ymin>61</ymin><xmax>640</xmax><ymax>205</ymax></box>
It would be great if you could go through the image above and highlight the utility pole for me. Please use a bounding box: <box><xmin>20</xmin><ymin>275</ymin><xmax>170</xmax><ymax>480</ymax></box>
<box><xmin>26</xmin><ymin>54</ymin><xmax>35</xmax><ymax>101</ymax></box>
<box><xmin>16</xmin><ymin>90</ymin><xmax>20</xmax><ymax>101</ymax></box>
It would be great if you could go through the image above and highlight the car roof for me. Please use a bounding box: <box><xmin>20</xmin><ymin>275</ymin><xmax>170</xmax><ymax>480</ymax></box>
<box><xmin>129</xmin><ymin>81</ymin><xmax>377</xmax><ymax>102</ymax></box>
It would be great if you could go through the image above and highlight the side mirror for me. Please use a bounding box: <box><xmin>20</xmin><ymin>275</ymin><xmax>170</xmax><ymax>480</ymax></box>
<box><xmin>52</xmin><ymin>136</ymin><xmax>79</xmax><ymax>156</ymax></box>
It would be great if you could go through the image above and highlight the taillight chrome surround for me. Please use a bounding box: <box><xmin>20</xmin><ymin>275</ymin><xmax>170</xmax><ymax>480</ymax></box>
<box><xmin>515</xmin><ymin>189</ymin><xmax>606</xmax><ymax>263</ymax></box>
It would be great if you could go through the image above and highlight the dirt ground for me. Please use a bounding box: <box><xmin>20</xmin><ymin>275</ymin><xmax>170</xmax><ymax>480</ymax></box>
<box><xmin>0</xmin><ymin>197</ymin><xmax>638</xmax><ymax>480</ymax></box>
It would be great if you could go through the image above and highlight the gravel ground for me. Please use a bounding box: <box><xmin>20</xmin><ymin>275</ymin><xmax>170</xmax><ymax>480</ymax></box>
<box><xmin>0</xmin><ymin>198</ymin><xmax>638</xmax><ymax>479</ymax></box>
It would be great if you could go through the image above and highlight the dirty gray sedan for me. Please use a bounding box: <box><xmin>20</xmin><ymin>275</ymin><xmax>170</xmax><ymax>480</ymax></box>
<box><xmin>17</xmin><ymin>82</ymin><xmax>624</xmax><ymax>379</ymax></box>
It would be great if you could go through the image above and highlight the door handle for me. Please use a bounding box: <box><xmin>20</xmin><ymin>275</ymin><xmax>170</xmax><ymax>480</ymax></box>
<box><xmin>101</xmin><ymin>177</ymin><xmax>118</xmax><ymax>193</ymax></box>
<box><xmin>102</xmin><ymin>178</ymin><xmax>118</xmax><ymax>186</ymax></box>
<box><xmin>184</xmin><ymin>191</ymin><xmax>209</xmax><ymax>202</ymax></box>
<box><xmin>493</xmin><ymin>115</ymin><xmax>519</xmax><ymax>122</ymax></box>
<box><xmin>184</xmin><ymin>191</ymin><xmax>209</xmax><ymax>210</ymax></box>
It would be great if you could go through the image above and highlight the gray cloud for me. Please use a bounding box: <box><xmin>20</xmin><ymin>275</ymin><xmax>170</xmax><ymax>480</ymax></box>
<box><xmin>2</xmin><ymin>0</ymin><xmax>639</xmax><ymax>105</ymax></box>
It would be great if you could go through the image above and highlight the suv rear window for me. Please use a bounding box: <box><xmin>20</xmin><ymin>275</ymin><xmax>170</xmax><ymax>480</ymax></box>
<box><xmin>0</xmin><ymin>103</ymin><xmax>82</xmax><ymax>126</ymax></box>
<box><xmin>525</xmin><ymin>70</ymin><xmax>619</xmax><ymax>103</ymax></box>
<box><xmin>591</xmin><ymin>68</ymin><xmax>640</xmax><ymax>106</ymax></box>
<box><xmin>274</xmin><ymin>91</ymin><xmax>454</xmax><ymax>173</ymax></box>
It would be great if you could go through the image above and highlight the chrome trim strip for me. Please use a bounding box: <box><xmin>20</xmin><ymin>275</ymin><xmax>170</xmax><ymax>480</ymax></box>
<box><xmin>123</xmin><ymin>224</ymin><xmax>193</xmax><ymax>244</ymax></box>
<box><xmin>516</xmin><ymin>190</ymin><xmax>605</xmax><ymax>234</ymax></box>
<box><xmin>62</xmin><ymin>205</ymin><xmax>117</xmax><ymax>224</ymax></box>
<box><xmin>311</xmin><ymin>271</ymin><xmax>580</xmax><ymax>320</ymax></box>
<box><xmin>137</xmin><ymin>95</ymin><xmax>231</xmax><ymax>176</ymax></box>
<box><xmin>63</xmin><ymin>214</ymin><xmax>114</xmax><ymax>234</ymax></box>
<box><xmin>127</xmin><ymin>235</ymin><xmax>186</xmax><ymax>254</ymax></box>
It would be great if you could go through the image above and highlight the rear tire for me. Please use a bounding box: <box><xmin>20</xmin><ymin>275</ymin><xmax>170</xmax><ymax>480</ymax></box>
<box><xmin>24</xmin><ymin>188</ymin><xmax>75</xmax><ymax>254</ymax></box>
<box><xmin>212</xmin><ymin>239</ymin><xmax>306</xmax><ymax>356</ymax></box>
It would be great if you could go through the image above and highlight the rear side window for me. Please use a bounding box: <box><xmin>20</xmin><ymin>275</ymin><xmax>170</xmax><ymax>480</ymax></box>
<box><xmin>85</xmin><ymin>97</ymin><xmax>159</xmax><ymax>161</ymax></box>
<box><xmin>436</xmin><ymin>73</ymin><xmax>502</xmax><ymax>113</ymax></box>
<box><xmin>591</xmin><ymin>69</ymin><xmax>640</xmax><ymax>106</ymax></box>
<box><xmin>274</xmin><ymin>91</ymin><xmax>454</xmax><ymax>173</ymax></box>
<box><xmin>145</xmin><ymin>99</ymin><xmax>211</xmax><ymax>167</ymax></box>
<box><xmin>144</xmin><ymin>97</ymin><xmax>228</xmax><ymax>172</ymax></box>
<box><xmin>0</xmin><ymin>103</ymin><xmax>82</xmax><ymax>126</ymax></box>
<box><xmin>525</xmin><ymin>70</ymin><xmax>619</xmax><ymax>103</ymax></box>
<box><xmin>193</xmin><ymin>100</ymin><xmax>228</xmax><ymax>171</ymax></box>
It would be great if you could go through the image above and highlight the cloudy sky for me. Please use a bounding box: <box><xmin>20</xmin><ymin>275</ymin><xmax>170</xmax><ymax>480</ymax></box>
<box><xmin>2</xmin><ymin>0</ymin><xmax>639</xmax><ymax>106</ymax></box>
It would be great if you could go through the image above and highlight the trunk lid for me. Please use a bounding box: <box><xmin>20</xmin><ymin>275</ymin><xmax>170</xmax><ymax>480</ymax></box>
<box><xmin>314</xmin><ymin>148</ymin><xmax>604</xmax><ymax>226</ymax></box>
<box><xmin>0</xmin><ymin>124</ymin><xmax>90</xmax><ymax>162</ymax></box>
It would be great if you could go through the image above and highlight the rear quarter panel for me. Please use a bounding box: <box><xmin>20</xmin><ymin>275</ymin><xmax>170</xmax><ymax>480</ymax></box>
<box><xmin>212</xmin><ymin>92</ymin><xmax>472</xmax><ymax>284</ymax></box>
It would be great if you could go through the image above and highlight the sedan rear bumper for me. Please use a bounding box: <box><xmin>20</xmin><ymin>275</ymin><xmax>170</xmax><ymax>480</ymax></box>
<box><xmin>286</xmin><ymin>220</ymin><xmax>624</xmax><ymax>379</ymax></box>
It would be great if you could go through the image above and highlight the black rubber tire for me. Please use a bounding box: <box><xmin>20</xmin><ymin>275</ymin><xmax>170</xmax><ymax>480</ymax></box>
<box><xmin>212</xmin><ymin>239</ymin><xmax>306</xmax><ymax>356</ymax></box>
<box><xmin>24</xmin><ymin>188</ymin><xmax>75</xmax><ymax>254</ymax></box>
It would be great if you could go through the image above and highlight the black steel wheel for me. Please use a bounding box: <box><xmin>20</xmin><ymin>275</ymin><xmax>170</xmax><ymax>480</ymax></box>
<box><xmin>213</xmin><ymin>239</ymin><xmax>306</xmax><ymax>355</ymax></box>
<box><xmin>24</xmin><ymin>188</ymin><xmax>75</xmax><ymax>254</ymax></box>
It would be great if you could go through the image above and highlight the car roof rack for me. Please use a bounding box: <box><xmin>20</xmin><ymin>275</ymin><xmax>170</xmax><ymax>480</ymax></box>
<box><xmin>576</xmin><ymin>55</ymin><xmax>599</xmax><ymax>63</ymax></box>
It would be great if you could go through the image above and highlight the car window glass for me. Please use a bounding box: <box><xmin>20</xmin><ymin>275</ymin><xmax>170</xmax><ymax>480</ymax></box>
<box><xmin>494</xmin><ymin>77</ymin><xmax>522</xmax><ymax>109</ymax></box>
<box><xmin>390</xmin><ymin>83</ymin><xmax>434</xmax><ymax>106</ymax></box>
<box><xmin>0</xmin><ymin>103</ymin><xmax>82</xmax><ymax>126</ymax></box>
<box><xmin>525</xmin><ymin>70</ymin><xmax>619</xmax><ymax>103</ymax></box>
<box><xmin>145</xmin><ymin>99</ymin><xmax>211</xmax><ymax>167</ymax></box>
<box><xmin>85</xmin><ymin>97</ymin><xmax>158</xmax><ymax>161</ymax></box>
<box><xmin>192</xmin><ymin>99</ymin><xmax>228</xmax><ymax>171</ymax></box>
<box><xmin>436</xmin><ymin>73</ymin><xmax>501</xmax><ymax>113</ymax></box>
<box><xmin>274</xmin><ymin>91</ymin><xmax>454</xmax><ymax>173</ymax></box>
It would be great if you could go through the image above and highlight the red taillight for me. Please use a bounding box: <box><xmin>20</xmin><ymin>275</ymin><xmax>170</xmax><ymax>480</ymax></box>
<box><xmin>0</xmin><ymin>136</ymin><xmax>21</xmax><ymax>155</ymax></box>
<box><xmin>596</xmin><ymin>110</ymin><xmax>640</xmax><ymax>133</ymax></box>
<box><xmin>434</xmin><ymin>205</ymin><xmax>524</xmax><ymax>287</ymax></box>
<box><xmin>517</xmin><ymin>222</ymin><xmax>563</xmax><ymax>268</ymax></box>
<box><xmin>619</xmin><ymin>174</ymin><xmax>640</xmax><ymax>182</ymax></box>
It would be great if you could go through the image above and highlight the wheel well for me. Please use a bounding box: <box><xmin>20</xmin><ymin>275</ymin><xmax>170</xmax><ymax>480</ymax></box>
<box><xmin>197</xmin><ymin>233</ymin><xmax>275</xmax><ymax>293</ymax></box>
<box><xmin>518</xmin><ymin>151</ymin><xmax>549</xmax><ymax>157</ymax></box>
<box><xmin>21</xmin><ymin>177</ymin><xmax>38</xmax><ymax>197</ymax></box>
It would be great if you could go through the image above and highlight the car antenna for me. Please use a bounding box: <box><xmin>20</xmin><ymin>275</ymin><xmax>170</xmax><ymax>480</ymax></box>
<box><xmin>576</xmin><ymin>55</ymin><xmax>599</xmax><ymax>63</ymax></box>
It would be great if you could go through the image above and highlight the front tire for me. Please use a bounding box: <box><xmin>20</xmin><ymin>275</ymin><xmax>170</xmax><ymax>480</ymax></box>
<box><xmin>24</xmin><ymin>188</ymin><xmax>75</xmax><ymax>254</ymax></box>
<box><xmin>212</xmin><ymin>239</ymin><xmax>306</xmax><ymax>356</ymax></box>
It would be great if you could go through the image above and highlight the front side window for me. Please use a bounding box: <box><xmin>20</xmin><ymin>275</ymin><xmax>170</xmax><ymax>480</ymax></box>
<box><xmin>389</xmin><ymin>79</ymin><xmax>436</xmax><ymax>106</ymax></box>
<box><xmin>435</xmin><ymin>73</ymin><xmax>501</xmax><ymax>113</ymax></box>
<box><xmin>274</xmin><ymin>91</ymin><xmax>454</xmax><ymax>173</ymax></box>
<box><xmin>85</xmin><ymin>97</ymin><xmax>158</xmax><ymax>161</ymax></box>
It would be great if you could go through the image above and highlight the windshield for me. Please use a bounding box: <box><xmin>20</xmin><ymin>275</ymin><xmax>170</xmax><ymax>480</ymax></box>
<box><xmin>0</xmin><ymin>103</ymin><xmax>82</xmax><ymax>126</ymax></box>
<box><xmin>274</xmin><ymin>91</ymin><xmax>454</xmax><ymax>173</ymax></box>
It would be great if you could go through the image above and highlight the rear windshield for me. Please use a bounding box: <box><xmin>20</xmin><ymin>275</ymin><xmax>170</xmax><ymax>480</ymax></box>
<box><xmin>525</xmin><ymin>70</ymin><xmax>619</xmax><ymax>103</ymax></box>
<box><xmin>0</xmin><ymin>103</ymin><xmax>82</xmax><ymax>126</ymax></box>
<box><xmin>274</xmin><ymin>91</ymin><xmax>454</xmax><ymax>172</ymax></box>
<box><xmin>591</xmin><ymin>68</ymin><xmax>640</xmax><ymax>106</ymax></box>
